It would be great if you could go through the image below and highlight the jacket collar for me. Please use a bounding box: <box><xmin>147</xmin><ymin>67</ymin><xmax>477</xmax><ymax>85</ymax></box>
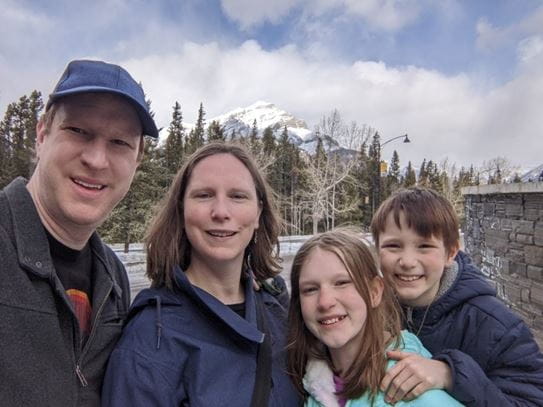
<box><xmin>5</xmin><ymin>177</ymin><xmax>55</xmax><ymax>278</ymax></box>
<box><xmin>404</xmin><ymin>251</ymin><xmax>496</xmax><ymax>326</ymax></box>
<box><xmin>4</xmin><ymin>177</ymin><xmax>121</xmax><ymax>298</ymax></box>
<box><xmin>303</xmin><ymin>359</ymin><xmax>340</xmax><ymax>407</ymax></box>
<box><xmin>173</xmin><ymin>266</ymin><xmax>265</xmax><ymax>344</ymax></box>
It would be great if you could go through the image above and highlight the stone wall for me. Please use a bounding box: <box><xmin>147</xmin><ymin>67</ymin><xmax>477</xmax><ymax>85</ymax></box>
<box><xmin>462</xmin><ymin>182</ymin><xmax>543</xmax><ymax>348</ymax></box>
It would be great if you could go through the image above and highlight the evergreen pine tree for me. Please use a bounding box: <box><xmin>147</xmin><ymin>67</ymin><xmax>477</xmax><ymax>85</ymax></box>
<box><xmin>403</xmin><ymin>161</ymin><xmax>417</xmax><ymax>187</ymax></box>
<box><xmin>185</xmin><ymin>103</ymin><xmax>206</xmax><ymax>155</ymax></box>
<box><xmin>163</xmin><ymin>101</ymin><xmax>185</xmax><ymax>176</ymax></box>
<box><xmin>261</xmin><ymin>126</ymin><xmax>276</xmax><ymax>156</ymax></box>
<box><xmin>207</xmin><ymin>120</ymin><xmax>225</xmax><ymax>142</ymax></box>
<box><xmin>367</xmin><ymin>132</ymin><xmax>382</xmax><ymax>215</ymax></box>
<box><xmin>418</xmin><ymin>159</ymin><xmax>428</xmax><ymax>187</ymax></box>
<box><xmin>248</xmin><ymin>119</ymin><xmax>261</xmax><ymax>156</ymax></box>
<box><xmin>353</xmin><ymin>140</ymin><xmax>371</xmax><ymax>227</ymax></box>
<box><xmin>0</xmin><ymin>91</ymin><xmax>43</xmax><ymax>188</ymax></box>
<box><xmin>384</xmin><ymin>150</ymin><xmax>401</xmax><ymax>199</ymax></box>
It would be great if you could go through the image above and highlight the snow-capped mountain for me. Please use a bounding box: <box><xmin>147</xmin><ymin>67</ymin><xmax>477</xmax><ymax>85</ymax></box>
<box><xmin>521</xmin><ymin>164</ymin><xmax>543</xmax><ymax>182</ymax></box>
<box><xmin>209</xmin><ymin>101</ymin><xmax>312</xmax><ymax>146</ymax></box>
<box><xmin>174</xmin><ymin>100</ymin><xmax>355</xmax><ymax>156</ymax></box>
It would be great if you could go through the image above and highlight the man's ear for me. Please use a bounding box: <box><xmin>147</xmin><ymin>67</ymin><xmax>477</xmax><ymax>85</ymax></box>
<box><xmin>35</xmin><ymin>118</ymin><xmax>48</xmax><ymax>156</ymax></box>
<box><xmin>370</xmin><ymin>276</ymin><xmax>384</xmax><ymax>308</ymax></box>
<box><xmin>136</xmin><ymin>135</ymin><xmax>145</xmax><ymax>163</ymax></box>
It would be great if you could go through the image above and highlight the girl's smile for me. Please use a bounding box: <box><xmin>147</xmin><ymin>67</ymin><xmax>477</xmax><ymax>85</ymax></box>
<box><xmin>298</xmin><ymin>247</ymin><xmax>383</xmax><ymax>373</ymax></box>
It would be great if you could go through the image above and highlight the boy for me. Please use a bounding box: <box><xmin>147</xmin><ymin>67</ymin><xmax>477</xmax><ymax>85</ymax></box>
<box><xmin>371</xmin><ymin>187</ymin><xmax>543</xmax><ymax>406</ymax></box>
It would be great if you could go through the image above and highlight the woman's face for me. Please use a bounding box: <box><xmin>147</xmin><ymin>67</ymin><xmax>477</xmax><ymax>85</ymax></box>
<box><xmin>183</xmin><ymin>153</ymin><xmax>261</xmax><ymax>271</ymax></box>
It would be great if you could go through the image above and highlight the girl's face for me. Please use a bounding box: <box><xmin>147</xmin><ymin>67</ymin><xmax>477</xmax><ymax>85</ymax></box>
<box><xmin>183</xmin><ymin>153</ymin><xmax>261</xmax><ymax>271</ymax></box>
<box><xmin>299</xmin><ymin>247</ymin><xmax>383</xmax><ymax>367</ymax></box>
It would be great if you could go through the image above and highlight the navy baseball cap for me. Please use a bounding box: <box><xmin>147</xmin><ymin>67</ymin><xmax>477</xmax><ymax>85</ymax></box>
<box><xmin>46</xmin><ymin>60</ymin><xmax>159</xmax><ymax>138</ymax></box>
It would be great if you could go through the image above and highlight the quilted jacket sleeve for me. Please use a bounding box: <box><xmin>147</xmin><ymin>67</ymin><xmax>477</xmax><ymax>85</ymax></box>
<box><xmin>434</xmin><ymin>320</ymin><xmax>543</xmax><ymax>407</ymax></box>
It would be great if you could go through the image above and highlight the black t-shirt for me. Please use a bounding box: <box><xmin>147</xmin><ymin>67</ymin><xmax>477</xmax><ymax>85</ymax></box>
<box><xmin>45</xmin><ymin>229</ymin><xmax>93</xmax><ymax>340</ymax></box>
<box><xmin>228</xmin><ymin>302</ymin><xmax>246</xmax><ymax>318</ymax></box>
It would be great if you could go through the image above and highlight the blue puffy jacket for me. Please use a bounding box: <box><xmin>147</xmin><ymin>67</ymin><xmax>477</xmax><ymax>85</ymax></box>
<box><xmin>404</xmin><ymin>251</ymin><xmax>543</xmax><ymax>406</ymax></box>
<box><xmin>101</xmin><ymin>267</ymin><xmax>300</xmax><ymax>406</ymax></box>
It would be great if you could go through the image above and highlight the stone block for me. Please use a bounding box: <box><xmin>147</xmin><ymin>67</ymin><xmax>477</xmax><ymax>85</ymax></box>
<box><xmin>517</xmin><ymin>220</ymin><xmax>535</xmax><ymax>234</ymax></box>
<box><xmin>525</xmin><ymin>208</ymin><xmax>540</xmax><ymax>221</ymax></box>
<box><xmin>509</xmin><ymin>262</ymin><xmax>527</xmax><ymax>277</ymax></box>
<box><xmin>507</xmin><ymin>248</ymin><xmax>525</xmax><ymax>264</ymax></box>
<box><xmin>535</xmin><ymin>223</ymin><xmax>543</xmax><ymax>246</ymax></box>
<box><xmin>495</xmin><ymin>202</ymin><xmax>506</xmax><ymax>213</ymax></box>
<box><xmin>506</xmin><ymin>204</ymin><xmax>523</xmax><ymax>218</ymax></box>
<box><xmin>508</xmin><ymin>241</ymin><xmax>525</xmax><ymax>250</ymax></box>
<box><xmin>525</xmin><ymin>245</ymin><xmax>543</xmax><ymax>267</ymax></box>
<box><xmin>485</xmin><ymin>229</ymin><xmax>510</xmax><ymax>252</ymax></box>
<box><xmin>504</xmin><ymin>283</ymin><xmax>522</xmax><ymax>303</ymax></box>
<box><xmin>501</xmin><ymin>257</ymin><xmax>510</xmax><ymax>275</ymax></box>
<box><xmin>531</xmin><ymin>284</ymin><xmax>543</xmax><ymax>306</ymax></box>
<box><xmin>521</xmin><ymin>288</ymin><xmax>531</xmax><ymax>303</ymax></box>
<box><xmin>516</xmin><ymin>234</ymin><xmax>534</xmax><ymax>245</ymax></box>
<box><xmin>483</xmin><ymin>203</ymin><xmax>495</xmax><ymax>216</ymax></box>
<box><xmin>501</xmin><ymin>218</ymin><xmax>513</xmax><ymax>231</ymax></box>
<box><xmin>525</xmin><ymin>194</ymin><xmax>543</xmax><ymax>208</ymax></box>
<box><xmin>528</xmin><ymin>265</ymin><xmax>543</xmax><ymax>282</ymax></box>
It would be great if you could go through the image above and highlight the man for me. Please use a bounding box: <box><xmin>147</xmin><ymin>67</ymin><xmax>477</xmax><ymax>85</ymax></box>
<box><xmin>0</xmin><ymin>60</ymin><xmax>158</xmax><ymax>406</ymax></box>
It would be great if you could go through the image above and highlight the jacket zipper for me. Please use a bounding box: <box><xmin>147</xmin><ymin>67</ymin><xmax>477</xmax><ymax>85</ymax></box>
<box><xmin>75</xmin><ymin>283</ymin><xmax>113</xmax><ymax>387</ymax></box>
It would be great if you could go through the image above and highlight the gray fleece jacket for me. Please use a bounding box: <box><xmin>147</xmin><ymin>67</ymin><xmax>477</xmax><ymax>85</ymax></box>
<box><xmin>0</xmin><ymin>178</ymin><xmax>130</xmax><ymax>407</ymax></box>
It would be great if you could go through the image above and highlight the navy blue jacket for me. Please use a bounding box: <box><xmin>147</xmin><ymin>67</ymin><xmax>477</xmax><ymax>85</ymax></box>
<box><xmin>405</xmin><ymin>251</ymin><xmax>543</xmax><ymax>406</ymax></box>
<box><xmin>102</xmin><ymin>266</ymin><xmax>300</xmax><ymax>406</ymax></box>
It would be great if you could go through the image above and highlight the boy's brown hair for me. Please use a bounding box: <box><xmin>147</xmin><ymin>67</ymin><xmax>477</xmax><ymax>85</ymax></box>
<box><xmin>371</xmin><ymin>187</ymin><xmax>460</xmax><ymax>255</ymax></box>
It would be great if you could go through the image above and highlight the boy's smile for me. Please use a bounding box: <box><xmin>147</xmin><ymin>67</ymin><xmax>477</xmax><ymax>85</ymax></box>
<box><xmin>378</xmin><ymin>211</ymin><xmax>457</xmax><ymax>307</ymax></box>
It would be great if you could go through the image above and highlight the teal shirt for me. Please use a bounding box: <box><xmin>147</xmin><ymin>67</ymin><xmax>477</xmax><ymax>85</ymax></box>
<box><xmin>303</xmin><ymin>331</ymin><xmax>464</xmax><ymax>407</ymax></box>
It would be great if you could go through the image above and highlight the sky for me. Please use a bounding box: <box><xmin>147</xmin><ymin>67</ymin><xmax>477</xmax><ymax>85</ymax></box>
<box><xmin>1</xmin><ymin>0</ymin><xmax>542</xmax><ymax>172</ymax></box>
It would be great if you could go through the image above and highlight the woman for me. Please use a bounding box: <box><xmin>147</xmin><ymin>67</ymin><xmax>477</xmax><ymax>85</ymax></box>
<box><xmin>102</xmin><ymin>143</ymin><xmax>299</xmax><ymax>406</ymax></box>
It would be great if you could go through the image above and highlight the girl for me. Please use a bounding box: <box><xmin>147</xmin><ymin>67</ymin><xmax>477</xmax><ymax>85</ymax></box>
<box><xmin>102</xmin><ymin>143</ymin><xmax>299</xmax><ymax>406</ymax></box>
<box><xmin>287</xmin><ymin>229</ymin><xmax>463</xmax><ymax>406</ymax></box>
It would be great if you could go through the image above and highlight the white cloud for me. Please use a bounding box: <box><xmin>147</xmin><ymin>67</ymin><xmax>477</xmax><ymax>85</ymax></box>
<box><xmin>220</xmin><ymin>0</ymin><xmax>423</xmax><ymax>31</ymax></box>
<box><xmin>2</xmin><ymin>2</ymin><xmax>541</xmax><ymax>171</ymax></box>
<box><xmin>517</xmin><ymin>35</ymin><xmax>543</xmax><ymax>65</ymax></box>
<box><xmin>116</xmin><ymin>38</ymin><xmax>542</xmax><ymax>168</ymax></box>
<box><xmin>340</xmin><ymin>0</ymin><xmax>422</xmax><ymax>31</ymax></box>
<box><xmin>476</xmin><ymin>6</ymin><xmax>543</xmax><ymax>52</ymax></box>
<box><xmin>220</xmin><ymin>0</ymin><xmax>303</xmax><ymax>29</ymax></box>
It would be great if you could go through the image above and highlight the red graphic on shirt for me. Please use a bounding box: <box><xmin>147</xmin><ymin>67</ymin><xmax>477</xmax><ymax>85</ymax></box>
<box><xmin>66</xmin><ymin>289</ymin><xmax>92</xmax><ymax>337</ymax></box>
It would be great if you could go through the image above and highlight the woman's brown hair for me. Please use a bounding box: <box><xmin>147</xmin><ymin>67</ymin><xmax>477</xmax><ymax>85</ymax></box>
<box><xmin>287</xmin><ymin>228</ymin><xmax>402</xmax><ymax>403</ymax></box>
<box><xmin>145</xmin><ymin>142</ymin><xmax>282</xmax><ymax>288</ymax></box>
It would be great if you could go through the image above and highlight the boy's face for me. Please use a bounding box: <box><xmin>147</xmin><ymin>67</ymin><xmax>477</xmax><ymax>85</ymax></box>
<box><xmin>377</xmin><ymin>211</ymin><xmax>457</xmax><ymax>307</ymax></box>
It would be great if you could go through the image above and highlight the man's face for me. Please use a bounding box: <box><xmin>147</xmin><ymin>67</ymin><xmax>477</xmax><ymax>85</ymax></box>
<box><xmin>29</xmin><ymin>93</ymin><xmax>142</xmax><ymax>235</ymax></box>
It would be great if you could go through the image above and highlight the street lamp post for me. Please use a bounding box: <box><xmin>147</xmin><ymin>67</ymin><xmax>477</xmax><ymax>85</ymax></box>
<box><xmin>372</xmin><ymin>133</ymin><xmax>410</xmax><ymax>216</ymax></box>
